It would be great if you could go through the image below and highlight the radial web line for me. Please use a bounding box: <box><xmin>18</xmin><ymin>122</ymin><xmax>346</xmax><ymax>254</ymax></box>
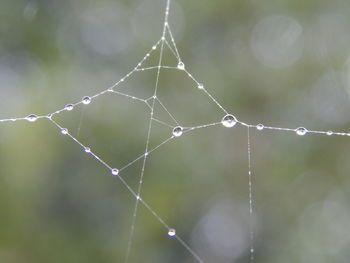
<box><xmin>165</xmin><ymin>23</ymin><xmax>182</xmax><ymax>61</ymax></box>
<box><xmin>164</xmin><ymin>38</ymin><xmax>179</xmax><ymax>59</ymax></box>
<box><xmin>247</xmin><ymin>127</ymin><xmax>255</xmax><ymax>261</ymax></box>
<box><xmin>124</xmin><ymin>0</ymin><xmax>170</xmax><ymax>261</ymax></box>
<box><xmin>109</xmin><ymin>90</ymin><xmax>147</xmax><ymax>103</ymax></box>
<box><xmin>156</xmin><ymin>97</ymin><xmax>179</xmax><ymax>125</ymax></box>
<box><xmin>152</xmin><ymin>117</ymin><xmax>174</xmax><ymax>128</ymax></box>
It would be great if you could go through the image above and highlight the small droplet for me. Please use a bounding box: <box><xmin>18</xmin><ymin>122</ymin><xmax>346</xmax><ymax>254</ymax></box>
<box><xmin>250</xmin><ymin>248</ymin><xmax>255</xmax><ymax>254</ymax></box>
<box><xmin>84</xmin><ymin>147</ymin><xmax>91</xmax><ymax>153</ymax></box>
<box><xmin>256</xmin><ymin>124</ymin><xmax>264</xmax><ymax>130</ymax></box>
<box><xmin>177</xmin><ymin>61</ymin><xmax>185</xmax><ymax>70</ymax></box>
<box><xmin>198</xmin><ymin>83</ymin><xmax>204</xmax><ymax>90</ymax></box>
<box><xmin>26</xmin><ymin>114</ymin><xmax>38</xmax><ymax>122</ymax></box>
<box><xmin>82</xmin><ymin>96</ymin><xmax>91</xmax><ymax>105</ymax></box>
<box><xmin>296</xmin><ymin>127</ymin><xmax>307</xmax><ymax>136</ymax></box>
<box><xmin>326</xmin><ymin>131</ymin><xmax>333</xmax><ymax>136</ymax></box>
<box><xmin>168</xmin><ymin>229</ymin><xmax>176</xmax><ymax>237</ymax></box>
<box><xmin>111</xmin><ymin>168</ymin><xmax>119</xmax><ymax>176</ymax></box>
<box><xmin>61</xmin><ymin>128</ymin><xmax>68</xmax><ymax>135</ymax></box>
<box><xmin>152</xmin><ymin>45</ymin><xmax>157</xmax><ymax>50</ymax></box>
<box><xmin>65</xmin><ymin>104</ymin><xmax>74</xmax><ymax>111</ymax></box>
<box><xmin>222</xmin><ymin>114</ymin><xmax>237</xmax><ymax>128</ymax></box>
<box><xmin>136</xmin><ymin>195</ymin><xmax>141</xmax><ymax>200</ymax></box>
<box><xmin>172</xmin><ymin>126</ymin><xmax>183</xmax><ymax>137</ymax></box>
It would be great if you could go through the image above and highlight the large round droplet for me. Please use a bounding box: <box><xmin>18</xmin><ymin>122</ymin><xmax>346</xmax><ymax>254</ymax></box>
<box><xmin>222</xmin><ymin>114</ymin><xmax>237</xmax><ymax>128</ymax></box>
<box><xmin>82</xmin><ymin>96</ymin><xmax>91</xmax><ymax>105</ymax></box>
<box><xmin>65</xmin><ymin>104</ymin><xmax>74</xmax><ymax>111</ymax></box>
<box><xmin>26</xmin><ymin>114</ymin><xmax>38</xmax><ymax>122</ymax></box>
<box><xmin>177</xmin><ymin>61</ymin><xmax>185</xmax><ymax>70</ymax></box>
<box><xmin>168</xmin><ymin>229</ymin><xmax>176</xmax><ymax>237</ymax></box>
<box><xmin>111</xmin><ymin>168</ymin><xmax>119</xmax><ymax>176</ymax></box>
<box><xmin>257</xmin><ymin>124</ymin><xmax>264</xmax><ymax>130</ymax></box>
<box><xmin>172</xmin><ymin>126</ymin><xmax>183</xmax><ymax>137</ymax></box>
<box><xmin>296</xmin><ymin>127</ymin><xmax>307</xmax><ymax>136</ymax></box>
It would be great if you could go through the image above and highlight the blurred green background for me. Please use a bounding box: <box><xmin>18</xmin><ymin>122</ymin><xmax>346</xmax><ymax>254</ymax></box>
<box><xmin>1</xmin><ymin>0</ymin><xmax>350</xmax><ymax>262</ymax></box>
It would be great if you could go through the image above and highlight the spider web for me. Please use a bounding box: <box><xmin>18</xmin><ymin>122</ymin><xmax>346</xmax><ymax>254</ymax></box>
<box><xmin>1</xmin><ymin>0</ymin><xmax>350</xmax><ymax>262</ymax></box>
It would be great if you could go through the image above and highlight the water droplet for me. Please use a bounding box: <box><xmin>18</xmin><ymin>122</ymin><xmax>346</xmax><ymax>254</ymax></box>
<box><xmin>65</xmin><ymin>104</ymin><xmax>74</xmax><ymax>111</ymax></box>
<box><xmin>257</xmin><ymin>124</ymin><xmax>264</xmax><ymax>130</ymax></box>
<box><xmin>26</xmin><ymin>114</ymin><xmax>38</xmax><ymax>122</ymax></box>
<box><xmin>296</xmin><ymin>127</ymin><xmax>307</xmax><ymax>136</ymax></box>
<box><xmin>168</xmin><ymin>229</ymin><xmax>176</xmax><ymax>237</ymax></box>
<box><xmin>84</xmin><ymin>147</ymin><xmax>91</xmax><ymax>153</ymax></box>
<box><xmin>222</xmin><ymin>114</ymin><xmax>237</xmax><ymax>128</ymax></box>
<box><xmin>172</xmin><ymin>126</ymin><xmax>183</xmax><ymax>137</ymax></box>
<box><xmin>250</xmin><ymin>248</ymin><xmax>255</xmax><ymax>253</ymax></box>
<box><xmin>198</xmin><ymin>83</ymin><xmax>204</xmax><ymax>90</ymax></box>
<box><xmin>326</xmin><ymin>131</ymin><xmax>334</xmax><ymax>136</ymax></box>
<box><xmin>136</xmin><ymin>195</ymin><xmax>140</xmax><ymax>200</ymax></box>
<box><xmin>82</xmin><ymin>96</ymin><xmax>91</xmax><ymax>105</ymax></box>
<box><xmin>61</xmin><ymin>128</ymin><xmax>68</xmax><ymax>135</ymax></box>
<box><xmin>177</xmin><ymin>61</ymin><xmax>185</xmax><ymax>70</ymax></box>
<box><xmin>111</xmin><ymin>168</ymin><xmax>119</xmax><ymax>176</ymax></box>
<box><xmin>152</xmin><ymin>45</ymin><xmax>156</xmax><ymax>50</ymax></box>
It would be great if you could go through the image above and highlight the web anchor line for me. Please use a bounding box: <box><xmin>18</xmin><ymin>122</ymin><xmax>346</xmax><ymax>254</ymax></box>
<box><xmin>1</xmin><ymin>0</ymin><xmax>350</xmax><ymax>262</ymax></box>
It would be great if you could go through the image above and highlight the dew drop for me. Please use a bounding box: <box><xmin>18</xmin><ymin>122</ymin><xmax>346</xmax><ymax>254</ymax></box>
<box><xmin>152</xmin><ymin>45</ymin><xmax>157</xmax><ymax>50</ymax></box>
<box><xmin>65</xmin><ymin>104</ymin><xmax>74</xmax><ymax>111</ymax></box>
<box><xmin>82</xmin><ymin>96</ymin><xmax>91</xmax><ymax>105</ymax></box>
<box><xmin>26</xmin><ymin>114</ymin><xmax>38</xmax><ymax>122</ymax></box>
<box><xmin>168</xmin><ymin>229</ymin><xmax>176</xmax><ymax>237</ymax></box>
<box><xmin>198</xmin><ymin>83</ymin><xmax>204</xmax><ymax>90</ymax></box>
<box><xmin>326</xmin><ymin>131</ymin><xmax>334</xmax><ymax>136</ymax></box>
<box><xmin>222</xmin><ymin>114</ymin><xmax>237</xmax><ymax>128</ymax></box>
<box><xmin>172</xmin><ymin>126</ymin><xmax>183</xmax><ymax>137</ymax></box>
<box><xmin>84</xmin><ymin>147</ymin><xmax>91</xmax><ymax>153</ymax></box>
<box><xmin>111</xmin><ymin>168</ymin><xmax>119</xmax><ymax>176</ymax></box>
<box><xmin>257</xmin><ymin>124</ymin><xmax>264</xmax><ymax>130</ymax></box>
<box><xmin>177</xmin><ymin>61</ymin><xmax>185</xmax><ymax>70</ymax></box>
<box><xmin>296</xmin><ymin>127</ymin><xmax>307</xmax><ymax>136</ymax></box>
<box><xmin>61</xmin><ymin>128</ymin><xmax>68</xmax><ymax>135</ymax></box>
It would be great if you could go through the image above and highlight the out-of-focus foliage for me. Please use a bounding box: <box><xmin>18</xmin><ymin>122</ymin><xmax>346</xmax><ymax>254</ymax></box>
<box><xmin>1</xmin><ymin>0</ymin><xmax>350</xmax><ymax>262</ymax></box>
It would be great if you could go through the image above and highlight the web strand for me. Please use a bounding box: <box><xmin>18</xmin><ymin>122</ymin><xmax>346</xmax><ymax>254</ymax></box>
<box><xmin>124</xmin><ymin>0</ymin><xmax>172</xmax><ymax>262</ymax></box>
<box><xmin>247</xmin><ymin>127</ymin><xmax>255</xmax><ymax>261</ymax></box>
<box><xmin>1</xmin><ymin>0</ymin><xmax>350</xmax><ymax>262</ymax></box>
